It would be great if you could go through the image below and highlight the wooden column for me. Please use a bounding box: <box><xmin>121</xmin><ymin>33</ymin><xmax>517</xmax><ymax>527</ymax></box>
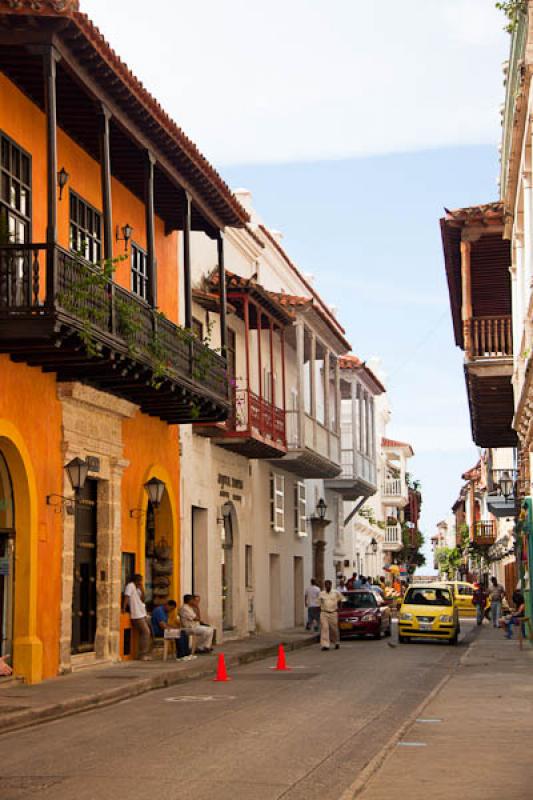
<box><xmin>351</xmin><ymin>380</ymin><xmax>358</xmax><ymax>478</ymax></box>
<box><xmin>269</xmin><ymin>318</ymin><xmax>275</xmax><ymax>408</ymax></box>
<box><xmin>183</xmin><ymin>190</ymin><xmax>192</xmax><ymax>328</ymax></box>
<box><xmin>244</xmin><ymin>297</ymin><xmax>251</xmax><ymax>433</ymax></box>
<box><xmin>145</xmin><ymin>151</ymin><xmax>157</xmax><ymax>307</ymax></box>
<box><xmin>310</xmin><ymin>332</ymin><xmax>317</xmax><ymax>420</ymax></box>
<box><xmin>281</xmin><ymin>327</ymin><xmax>287</xmax><ymax>445</ymax></box>
<box><xmin>99</xmin><ymin>106</ymin><xmax>113</xmax><ymax>261</ymax></box>
<box><xmin>296</xmin><ymin>319</ymin><xmax>305</xmax><ymax>447</ymax></box>
<box><xmin>44</xmin><ymin>47</ymin><xmax>58</xmax><ymax>303</ymax></box>
<box><xmin>324</xmin><ymin>350</ymin><xmax>332</xmax><ymax>458</ymax></box>
<box><xmin>217</xmin><ymin>231</ymin><xmax>227</xmax><ymax>357</ymax></box>
<box><xmin>460</xmin><ymin>238</ymin><xmax>472</xmax><ymax>358</ymax></box>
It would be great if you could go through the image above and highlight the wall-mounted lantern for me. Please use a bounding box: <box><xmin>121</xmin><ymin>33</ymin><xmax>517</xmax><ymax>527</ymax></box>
<box><xmin>129</xmin><ymin>477</ymin><xmax>166</xmax><ymax>519</ymax></box>
<box><xmin>116</xmin><ymin>223</ymin><xmax>133</xmax><ymax>252</ymax></box>
<box><xmin>57</xmin><ymin>167</ymin><xmax>70</xmax><ymax>201</ymax></box>
<box><xmin>46</xmin><ymin>457</ymin><xmax>89</xmax><ymax>514</ymax></box>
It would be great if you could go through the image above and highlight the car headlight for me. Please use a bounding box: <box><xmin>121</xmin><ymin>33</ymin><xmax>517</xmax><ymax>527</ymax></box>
<box><xmin>361</xmin><ymin>614</ymin><xmax>375</xmax><ymax>622</ymax></box>
<box><xmin>400</xmin><ymin>612</ymin><xmax>413</xmax><ymax>621</ymax></box>
<box><xmin>439</xmin><ymin>615</ymin><xmax>453</xmax><ymax>623</ymax></box>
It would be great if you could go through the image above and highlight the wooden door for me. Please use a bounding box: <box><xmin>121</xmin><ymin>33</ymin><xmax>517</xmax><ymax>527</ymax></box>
<box><xmin>72</xmin><ymin>480</ymin><xmax>97</xmax><ymax>654</ymax></box>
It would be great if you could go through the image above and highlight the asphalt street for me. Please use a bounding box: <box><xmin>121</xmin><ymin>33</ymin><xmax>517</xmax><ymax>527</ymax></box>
<box><xmin>0</xmin><ymin>621</ymin><xmax>476</xmax><ymax>800</ymax></box>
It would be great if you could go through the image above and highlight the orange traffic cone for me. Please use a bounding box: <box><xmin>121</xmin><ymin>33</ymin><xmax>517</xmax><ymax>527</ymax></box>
<box><xmin>214</xmin><ymin>653</ymin><xmax>231</xmax><ymax>682</ymax></box>
<box><xmin>274</xmin><ymin>644</ymin><xmax>291</xmax><ymax>671</ymax></box>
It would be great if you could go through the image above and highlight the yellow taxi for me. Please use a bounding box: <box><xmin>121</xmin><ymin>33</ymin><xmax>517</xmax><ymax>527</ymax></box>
<box><xmin>443</xmin><ymin>581</ymin><xmax>489</xmax><ymax>618</ymax></box>
<box><xmin>398</xmin><ymin>584</ymin><xmax>460</xmax><ymax>645</ymax></box>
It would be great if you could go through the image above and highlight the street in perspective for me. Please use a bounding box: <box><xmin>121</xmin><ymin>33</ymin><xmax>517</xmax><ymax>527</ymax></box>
<box><xmin>1</xmin><ymin>1</ymin><xmax>533</xmax><ymax>799</ymax></box>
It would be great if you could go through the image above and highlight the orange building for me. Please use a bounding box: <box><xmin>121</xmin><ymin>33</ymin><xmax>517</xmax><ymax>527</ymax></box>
<box><xmin>0</xmin><ymin>0</ymin><xmax>247</xmax><ymax>683</ymax></box>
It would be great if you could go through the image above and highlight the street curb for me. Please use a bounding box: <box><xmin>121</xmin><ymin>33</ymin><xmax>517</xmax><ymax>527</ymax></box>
<box><xmin>0</xmin><ymin>634</ymin><xmax>318</xmax><ymax>737</ymax></box>
<box><xmin>337</xmin><ymin>627</ymin><xmax>480</xmax><ymax>800</ymax></box>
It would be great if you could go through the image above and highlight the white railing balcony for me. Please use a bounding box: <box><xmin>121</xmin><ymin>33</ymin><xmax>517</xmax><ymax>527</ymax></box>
<box><xmin>382</xmin><ymin>478</ymin><xmax>405</xmax><ymax>497</ymax></box>
<box><xmin>283</xmin><ymin>409</ymin><xmax>341</xmax><ymax>478</ymax></box>
<box><xmin>384</xmin><ymin>524</ymin><xmax>402</xmax><ymax>548</ymax></box>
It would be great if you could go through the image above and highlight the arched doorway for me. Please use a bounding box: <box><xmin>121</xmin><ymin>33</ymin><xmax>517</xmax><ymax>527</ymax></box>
<box><xmin>0</xmin><ymin>451</ymin><xmax>14</xmax><ymax>667</ymax></box>
<box><xmin>144</xmin><ymin>488</ymin><xmax>175</xmax><ymax>612</ymax></box>
<box><xmin>222</xmin><ymin>502</ymin><xmax>237</xmax><ymax>631</ymax></box>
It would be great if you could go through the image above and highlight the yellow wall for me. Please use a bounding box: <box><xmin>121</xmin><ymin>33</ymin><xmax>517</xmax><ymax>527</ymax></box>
<box><xmin>0</xmin><ymin>72</ymin><xmax>182</xmax><ymax>679</ymax></box>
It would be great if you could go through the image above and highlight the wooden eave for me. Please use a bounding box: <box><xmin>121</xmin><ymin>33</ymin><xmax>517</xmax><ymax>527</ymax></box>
<box><xmin>0</xmin><ymin>8</ymin><xmax>249</xmax><ymax>233</ymax></box>
<box><xmin>440</xmin><ymin>207</ymin><xmax>510</xmax><ymax>349</ymax></box>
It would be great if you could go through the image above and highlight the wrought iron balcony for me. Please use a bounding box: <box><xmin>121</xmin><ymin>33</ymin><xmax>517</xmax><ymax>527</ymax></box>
<box><xmin>0</xmin><ymin>243</ymin><xmax>230</xmax><ymax>423</ymax></box>
<box><xmin>195</xmin><ymin>383</ymin><xmax>287</xmax><ymax>458</ymax></box>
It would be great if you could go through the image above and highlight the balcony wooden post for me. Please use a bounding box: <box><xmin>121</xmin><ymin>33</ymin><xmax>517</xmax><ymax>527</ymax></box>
<box><xmin>99</xmin><ymin>105</ymin><xmax>114</xmax><ymax>333</ymax></box>
<box><xmin>296</xmin><ymin>319</ymin><xmax>305</xmax><ymax>447</ymax></box>
<box><xmin>460</xmin><ymin>238</ymin><xmax>472</xmax><ymax>358</ymax></box>
<box><xmin>281</xmin><ymin>327</ymin><xmax>287</xmax><ymax>445</ymax></box>
<box><xmin>324</xmin><ymin>348</ymin><xmax>331</xmax><ymax>433</ymax></box>
<box><xmin>145</xmin><ymin>151</ymin><xmax>157</xmax><ymax>308</ymax></box>
<box><xmin>257</xmin><ymin>306</ymin><xmax>263</xmax><ymax>433</ymax></box>
<box><xmin>269</xmin><ymin>318</ymin><xmax>275</xmax><ymax>438</ymax></box>
<box><xmin>44</xmin><ymin>46</ymin><xmax>59</xmax><ymax>304</ymax></box>
<box><xmin>310</xmin><ymin>332</ymin><xmax>317</xmax><ymax>420</ymax></box>
<box><xmin>351</xmin><ymin>380</ymin><xmax>358</xmax><ymax>478</ymax></box>
<box><xmin>244</xmin><ymin>297</ymin><xmax>251</xmax><ymax>434</ymax></box>
<box><xmin>183</xmin><ymin>190</ymin><xmax>192</xmax><ymax>329</ymax></box>
<box><xmin>217</xmin><ymin>231</ymin><xmax>227</xmax><ymax>358</ymax></box>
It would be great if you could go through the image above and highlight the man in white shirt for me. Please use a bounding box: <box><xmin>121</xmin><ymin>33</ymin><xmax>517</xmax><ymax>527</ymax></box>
<box><xmin>318</xmin><ymin>580</ymin><xmax>343</xmax><ymax>651</ymax></box>
<box><xmin>179</xmin><ymin>594</ymin><xmax>214</xmax><ymax>652</ymax></box>
<box><xmin>304</xmin><ymin>578</ymin><xmax>321</xmax><ymax>631</ymax></box>
<box><xmin>123</xmin><ymin>574</ymin><xmax>152</xmax><ymax>660</ymax></box>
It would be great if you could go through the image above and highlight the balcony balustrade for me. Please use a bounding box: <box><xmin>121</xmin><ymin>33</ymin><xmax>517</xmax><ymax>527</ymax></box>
<box><xmin>473</xmin><ymin>520</ymin><xmax>497</xmax><ymax>546</ymax></box>
<box><xmin>325</xmin><ymin>449</ymin><xmax>377</xmax><ymax>499</ymax></box>
<box><xmin>282</xmin><ymin>409</ymin><xmax>341</xmax><ymax>479</ymax></box>
<box><xmin>195</xmin><ymin>383</ymin><xmax>287</xmax><ymax>458</ymax></box>
<box><xmin>384</xmin><ymin>524</ymin><xmax>402</xmax><ymax>549</ymax></box>
<box><xmin>382</xmin><ymin>478</ymin><xmax>405</xmax><ymax>498</ymax></box>
<box><xmin>0</xmin><ymin>243</ymin><xmax>229</xmax><ymax>423</ymax></box>
<box><xmin>465</xmin><ymin>316</ymin><xmax>513</xmax><ymax>361</ymax></box>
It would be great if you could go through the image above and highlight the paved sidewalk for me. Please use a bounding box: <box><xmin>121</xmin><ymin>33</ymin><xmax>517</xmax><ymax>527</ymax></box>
<box><xmin>0</xmin><ymin>628</ymin><xmax>317</xmax><ymax>735</ymax></box>
<box><xmin>350</xmin><ymin>624</ymin><xmax>533</xmax><ymax>800</ymax></box>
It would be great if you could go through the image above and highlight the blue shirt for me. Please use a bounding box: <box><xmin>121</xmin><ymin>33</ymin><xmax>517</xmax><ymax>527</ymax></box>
<box><xmin>151</xmin><ymin>605</ymin><xmax>168</xmax><ymax>637</ymax></box>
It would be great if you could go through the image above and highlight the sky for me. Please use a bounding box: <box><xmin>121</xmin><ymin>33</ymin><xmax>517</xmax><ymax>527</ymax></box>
<box><xmin>82</xmin><ymin>0</ymin><xmax>510</xmax><ymax>568</ymax></box>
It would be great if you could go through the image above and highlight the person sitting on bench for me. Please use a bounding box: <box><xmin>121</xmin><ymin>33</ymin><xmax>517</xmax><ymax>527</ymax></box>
<box><xmin>501</xmin><ymin>590</ymin><xmax>525</xmax><ymax>639</ymax></box>
<box><xmin>151</xmin><ymin>600</ymin><xmax>192</xmax><ymax>660</ymax></box>
<box><xmin>179</xmin><ymin>594</ymin><xmax>215</xmax><ymax>653</ymax></box>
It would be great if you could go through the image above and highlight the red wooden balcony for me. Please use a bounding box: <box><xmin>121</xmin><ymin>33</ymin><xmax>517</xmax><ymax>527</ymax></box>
<box><xmin>473</xmin><ymin>520</ymin><xmax>497</xmax><ymax>546</ymax></box>
<box><xmin>195</xmin><ymin>384</ymin><xmax>287</xmax><ymax>459</ymax></box>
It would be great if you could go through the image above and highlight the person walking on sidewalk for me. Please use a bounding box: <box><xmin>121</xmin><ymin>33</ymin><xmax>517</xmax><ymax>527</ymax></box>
<box><xmin>489</xmin><ymin>577</ymin><xmax>505</xmax><ymax>628</ymax></box>
<box><xmin>305</xmin><ymin>578</ymin><xmax>321</xmax><ymax>631</ymax></box>
<box><xmin>123</xmin><ymin>574</ymin><xmax>152</xmax><ymax>660</ymax></box>
<box><xmin>472</xmin><ymin>582</ymin><xmax>488</xmax><ymax>626</ymax></box>
<box><xmin>318</xmin><ymin>580</ymin><xmax>343</xmax><ymax>651</ymax></box>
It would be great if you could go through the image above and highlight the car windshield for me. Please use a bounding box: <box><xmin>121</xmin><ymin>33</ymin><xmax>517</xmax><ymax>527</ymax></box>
<box><xmin>404</xmin><ymin>588</ymin><xmax>452</xmax><ymax>607</ymax></box>
<box><xmin>341</xmin><ymin>592</ymin><xmax>377</xmax><ymax>609</ymax></box>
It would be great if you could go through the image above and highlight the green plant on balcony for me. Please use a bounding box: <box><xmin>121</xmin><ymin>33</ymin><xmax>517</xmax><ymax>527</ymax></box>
<box><xmin>496</xmin><ymin>0</ymin><xmax>527</xmax><ymax>32</ymax></box>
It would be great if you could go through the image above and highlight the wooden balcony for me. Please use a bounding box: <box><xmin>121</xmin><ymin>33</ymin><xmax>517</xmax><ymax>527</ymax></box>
<box><xmin>463</xmin><ymin>316</ymin><xmax>515</xmax><ymax>448</ymax></box>
<box><xmin>382</xmin><ymin>478</ymin><xmax>408</xmax><ymax>507</ymax></box>
<box><xmin>281</xmin><ymin>410</ymin><xmax>341</xmax><ymax>479</ymax></box>
<box><xmin>325</xmin><ymin>450</ymin><xmax>377</xmax><ymax>500</ymax></box>
<box><xmin>195</xmin><ymin>385</ymin><xmax>287</xmax><ymax>458</ymax></box>
<box><xmin>465</xmin><ymin>316</ymin><xmax>513</xmax><ymax>361</ymax></box>
<box><xmin>473</xmin><ymin>520</ymin><xmax>497</xmax><ymax>547</ymax></box>
<box><xmin>383</xmin><ymin>524</ymin><xmax>402</xmax><ymax>551</ymax></box>
<box><xmin>0</xmin><ymin>244</ymin><xmax>230</xmax><ymax>424</ymax></box>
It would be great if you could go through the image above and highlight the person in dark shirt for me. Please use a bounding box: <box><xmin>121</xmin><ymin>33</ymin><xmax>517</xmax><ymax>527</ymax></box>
<box><xmin>502</xmin><ymin>591</ymin><xmax>525</xmax><ymax>639</ymax></box>
<box><xmin>151</xmin><ymin>600</ymin><xmax>191</xmax><ymax>659</ymax></box>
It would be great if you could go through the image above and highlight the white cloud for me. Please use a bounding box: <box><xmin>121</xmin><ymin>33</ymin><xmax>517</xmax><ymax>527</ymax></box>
<box><xmin>80</xmin><ymin>0</ymin><xmax>509</xmax><ymax>165</ymax></box>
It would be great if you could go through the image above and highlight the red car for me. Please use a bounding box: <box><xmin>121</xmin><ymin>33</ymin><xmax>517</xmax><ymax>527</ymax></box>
<box><xmin>338</xmin><ymin>590</ymin><xmax>392</xmax><ymax>639</ymax></box>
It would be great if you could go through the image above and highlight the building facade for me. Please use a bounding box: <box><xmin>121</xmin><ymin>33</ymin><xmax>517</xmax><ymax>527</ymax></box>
<box><xmin>0</xmin><ymin>1</ymin><xmax>246</xmax><ymax>682</ymax></box>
